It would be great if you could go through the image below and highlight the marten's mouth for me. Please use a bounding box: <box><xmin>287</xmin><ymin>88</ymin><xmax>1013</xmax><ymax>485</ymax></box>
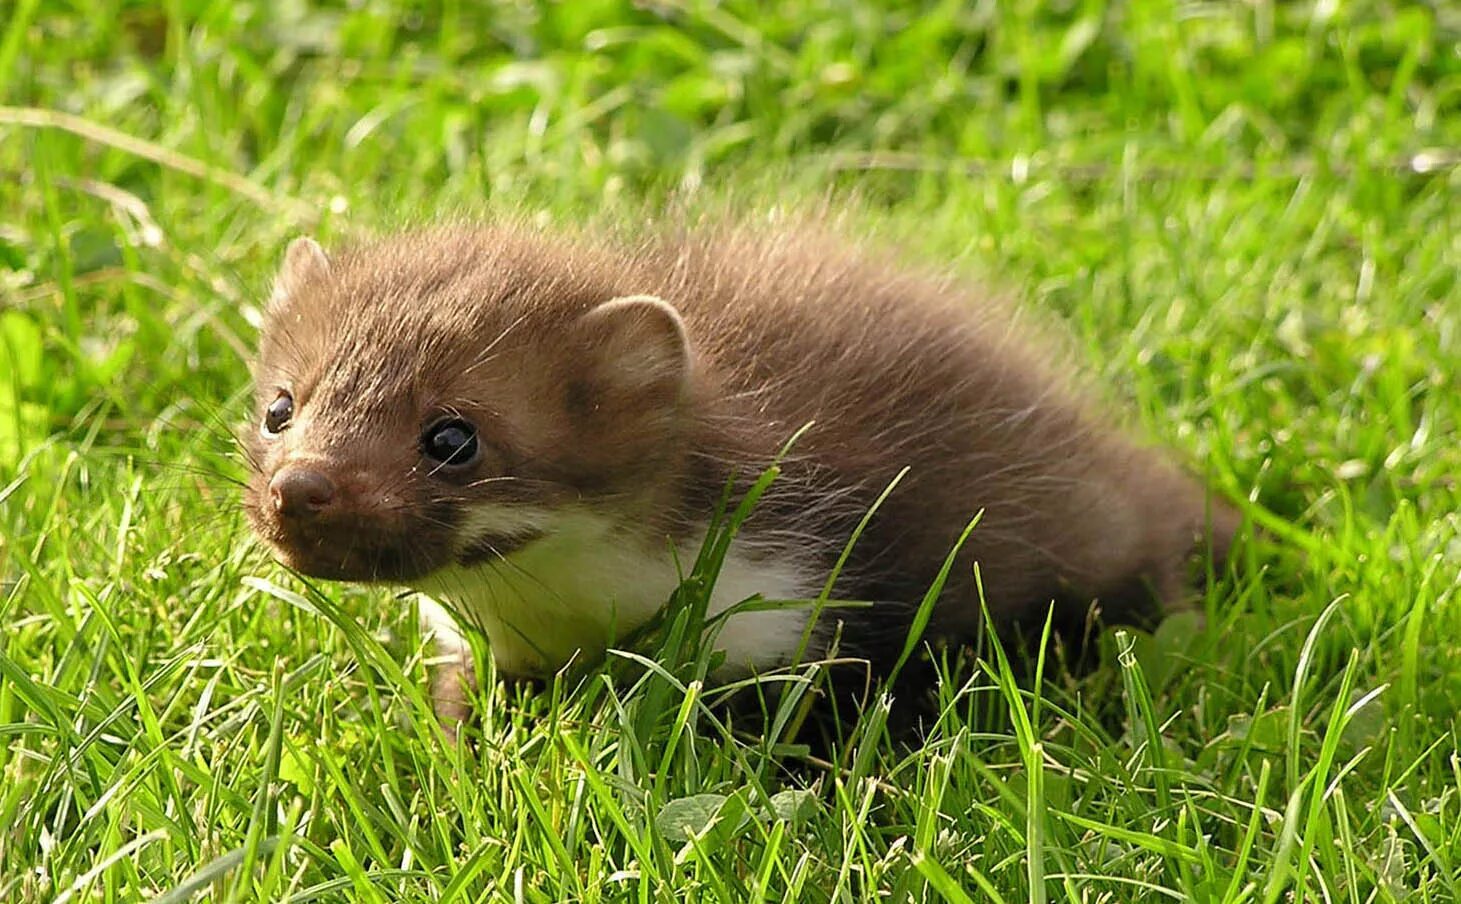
<box><xmin>273</xmin><ymin>543</ymin><xmax>436</xmax><ymax>582</ymax></box>
<box><xmin>257</xmin><ymin>519</ymin><xmax>450</xmax><ymax>583</ymax></box>
<box><xmin>454</xmin><ymin>530</ymin><xmax>545</xmax><ymax>566</ymax></box>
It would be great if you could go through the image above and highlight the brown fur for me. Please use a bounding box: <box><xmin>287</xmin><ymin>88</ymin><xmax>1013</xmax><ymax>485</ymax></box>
<box><xmin>245</xmin><ymin>219</ymin><xmax>1236</xmax><ymax>683</ymax></box>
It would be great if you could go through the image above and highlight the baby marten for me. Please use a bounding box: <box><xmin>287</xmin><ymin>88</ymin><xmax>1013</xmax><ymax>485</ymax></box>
<box><xmin>244</xmin><ymin>220</ymin><xmax>1236</xmax><ymax>728</ymax></box>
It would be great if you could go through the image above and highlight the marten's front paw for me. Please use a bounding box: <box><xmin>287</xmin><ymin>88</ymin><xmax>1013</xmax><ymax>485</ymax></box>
<box><xmin>429</xmin><ymin>658</ymin><xmax>477</xmax><ymax>743</ymax></box>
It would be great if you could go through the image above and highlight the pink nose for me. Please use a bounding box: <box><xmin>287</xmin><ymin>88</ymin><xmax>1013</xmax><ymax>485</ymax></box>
<box><xmin>269</xmin><ymin>467</ymin><xmax>337</xmax><ymax>519</ymax></box>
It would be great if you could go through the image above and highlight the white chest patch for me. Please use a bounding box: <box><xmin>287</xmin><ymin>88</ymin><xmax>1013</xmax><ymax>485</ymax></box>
<box><xmin>411</xmin><ymin>508</ymin><xmax>818</xmax><ymax>680</ymax></box>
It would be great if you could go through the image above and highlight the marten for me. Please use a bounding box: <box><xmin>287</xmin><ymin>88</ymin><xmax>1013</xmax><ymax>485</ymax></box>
<box><xmin>243</xmin><ymin>219</ymin><xmax>1237</xmax><ymax>731</ymax></box>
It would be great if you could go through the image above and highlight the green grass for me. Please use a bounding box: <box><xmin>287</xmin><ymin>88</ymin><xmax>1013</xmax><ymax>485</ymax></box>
<box><xmin>3</xmin><ymin>0</ymin><xmax>1460</xmax><ymax>900</ymax></box>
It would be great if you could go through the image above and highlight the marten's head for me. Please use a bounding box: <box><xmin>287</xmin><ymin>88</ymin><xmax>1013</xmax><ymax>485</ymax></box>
<box><xmin>243</xmin><ymin>229</ymin><xmax>695</xmax><ymax>582</ymax></box>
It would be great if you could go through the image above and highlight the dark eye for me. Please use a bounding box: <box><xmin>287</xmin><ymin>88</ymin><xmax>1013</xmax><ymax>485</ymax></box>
<box><xmin>422</xmin><ymin>418</ymin><xmax>479</xmax><ymax>466</ymax></box>
<box><xmin>263</xmin><ymin>392</ymin><xmax>294</xmax><ymax>435</ymax></box>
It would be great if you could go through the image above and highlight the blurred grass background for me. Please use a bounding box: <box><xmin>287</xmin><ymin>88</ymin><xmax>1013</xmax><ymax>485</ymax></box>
<box><xmin>2</xmin><ymin>1</ymin><xmax>1460</xmax><ymax>900</ymax></box>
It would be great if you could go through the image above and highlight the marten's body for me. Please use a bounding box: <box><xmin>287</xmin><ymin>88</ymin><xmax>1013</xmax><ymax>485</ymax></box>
<box><xmin>245</xmin><ymin>222</ymin><xmax>1234</xmax><ymax>725</ymax></box>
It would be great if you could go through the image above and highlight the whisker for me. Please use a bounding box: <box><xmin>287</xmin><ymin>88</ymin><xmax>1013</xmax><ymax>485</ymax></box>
<box><xmin>139</xmin><ymin>461</ymin><xmax>251</xmax><ymax>489</ymax></box>
<box><xmin>458</xmin><ymin>312</ymin><xmax>532</xmax><ymax>379</ymax></box>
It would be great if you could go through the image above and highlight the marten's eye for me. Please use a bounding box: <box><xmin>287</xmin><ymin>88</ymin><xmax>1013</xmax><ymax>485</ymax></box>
<box><xmin>422</xmin><ymin>418</ymin><xmax>479</xmax><ymax>467</ymax></box>
<box><xmin>262</xmin><ymin>392</ymin><xmax>294</xmax><ymax>435</ymax></box>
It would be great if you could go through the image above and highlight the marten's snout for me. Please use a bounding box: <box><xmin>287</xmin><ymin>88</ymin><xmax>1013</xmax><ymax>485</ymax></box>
<box><xmin>249</xmin><ymin>457</ymin><xmax>451</xmax><ymax>582</ymax></box>
<box><xmin>269</xmin><ymin>467</ymin><xmax>337</xmax><ymax>519</ymax></box>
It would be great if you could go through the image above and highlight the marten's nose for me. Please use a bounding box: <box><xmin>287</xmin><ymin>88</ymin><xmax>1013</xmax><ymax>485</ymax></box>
<box><xmin>270</xmin><ymin>467</ymin><xmax>337</xmax><ymax>519</ymax></box>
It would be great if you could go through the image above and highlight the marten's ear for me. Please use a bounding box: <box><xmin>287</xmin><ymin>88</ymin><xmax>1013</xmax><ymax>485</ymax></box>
<box><xmin>269</xmin><ymin>236</ymin><xmax>331</xmax><ymax>309</ymax></box>
<box><xmin>570</xmin><ymin>295</ymin><xmax>690</xmax><ymax>414</ymax></box>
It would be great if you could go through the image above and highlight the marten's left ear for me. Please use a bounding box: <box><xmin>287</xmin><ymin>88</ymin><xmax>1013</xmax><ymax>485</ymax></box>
<box><xmin>269</xmin><ymin>236</ymin><xmax>331</xmax><ymax>310</ymax></box>
<box><xmin>571</xmin><ymin>294</ymin><xmax>691</xmax><ymax>413</ymax></box>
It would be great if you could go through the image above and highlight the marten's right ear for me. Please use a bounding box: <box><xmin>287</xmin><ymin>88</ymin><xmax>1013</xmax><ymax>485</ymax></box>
<box><xmin>569</xmin><ymin>294</ymin><xmax>691</xmax><ymax>416</ymax></box>
<box><xmin>269</xmin><ymin>237</ymin><xmax>331</xmax><ymax>309</ymax></box>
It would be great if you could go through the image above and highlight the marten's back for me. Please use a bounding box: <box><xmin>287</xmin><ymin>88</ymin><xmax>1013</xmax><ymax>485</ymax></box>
<box><xmin>608</xmin><ymin>229</ymin><xmax>1225</xmax><ymax>650</ymax></box>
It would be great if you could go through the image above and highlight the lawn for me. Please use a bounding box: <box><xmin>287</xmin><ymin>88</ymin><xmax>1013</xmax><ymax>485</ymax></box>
<box><xmin>2</xmin><ymin>0</ymin><xmax>1460</xmax><ymax>900</ymax></box>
